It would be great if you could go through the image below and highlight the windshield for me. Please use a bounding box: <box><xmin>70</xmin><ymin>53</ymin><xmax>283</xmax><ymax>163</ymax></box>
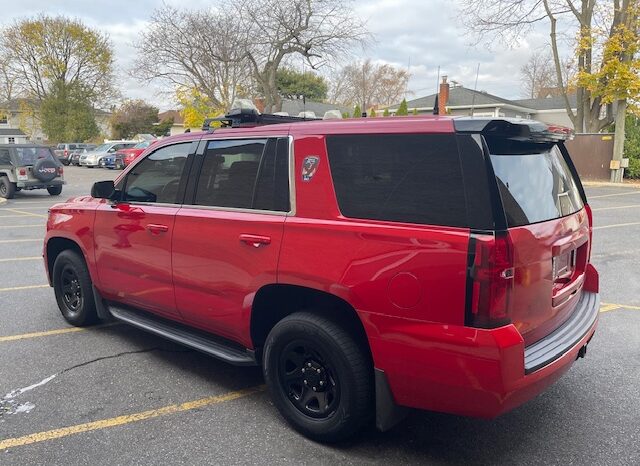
<box><xmin>56</xmin><ymin>144</ymin><xmax>65</xmax><ymax>149</ymax></box>
<box><xmin>15</xmin><ymin>147</ymin><xmax>55</xmax><ymax>165</ymax></box>
<box><xmin>134</xmin><ymin>141</ymin><xmax>151</xmax><ymax>149</ymax></box>
<box><xmin>489</xmin><ymin>144</ymin><xmax>584</xmax><ymax>227</ymax></box>
<box><xmin>92</xmin><ymin>144</ymin><xmax>110</xmax><ymax>152</ymax></box>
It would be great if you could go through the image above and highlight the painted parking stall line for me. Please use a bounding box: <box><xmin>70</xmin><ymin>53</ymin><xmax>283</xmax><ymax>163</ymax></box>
<box><xmin>0</xmin><ymin>386</ymin><xmax>264</xmax><ymax>451</ymax></box>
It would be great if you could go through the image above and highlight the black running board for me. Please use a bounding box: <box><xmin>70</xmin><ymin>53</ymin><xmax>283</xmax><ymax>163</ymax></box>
<box><xmin>109</xmin><ymin>305</ymin><xmax>257</xmax><ymax>366</ymax></box>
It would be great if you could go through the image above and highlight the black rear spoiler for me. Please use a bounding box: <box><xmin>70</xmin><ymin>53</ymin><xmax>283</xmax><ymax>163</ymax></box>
<box><xmin>453</xmin><ymin>118</ymin><xmax>573</xmax><ymax>143</ymax></box>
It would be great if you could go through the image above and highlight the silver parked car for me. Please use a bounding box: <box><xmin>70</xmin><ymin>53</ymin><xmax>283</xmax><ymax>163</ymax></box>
<box><xmin>79</xmin><ymin>142</ymin><xmax>136</xmax><ymax>168</ymax></box>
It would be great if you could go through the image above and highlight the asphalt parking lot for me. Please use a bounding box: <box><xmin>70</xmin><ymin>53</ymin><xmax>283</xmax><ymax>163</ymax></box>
<box><xmin>0</xmin><ymin>167</ymin><xmax>639</xmax><ymax>465</ymax></box>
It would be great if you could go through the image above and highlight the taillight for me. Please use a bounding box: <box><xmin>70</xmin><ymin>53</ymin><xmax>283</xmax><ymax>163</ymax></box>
<box><xmin>57</xmin><ymin>166</ymin><xmax>64</xmax><ymax>176</ymax></box>
<box><xmin>584</xmin><ymin>204</ymin><xmax>593</xmax><ymax>260</ymax></box>
<box><xmin>19</xmin><ymin>168</ymin><xmax>27</xmax><ymax>176</ymax></box>
<box><xmin>467</xmin><ymin>233</ymin><xmax>514</xmax><ymax>328</ymax></box>
<box><xmin>64</xmin><ymin>149</ymin><xmax>68</xmax><ymax>156</ymax></box>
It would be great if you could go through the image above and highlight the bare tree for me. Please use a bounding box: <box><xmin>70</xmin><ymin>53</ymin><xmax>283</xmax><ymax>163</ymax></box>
<box><xmin>521</xmin><ymin>50</ymin><xmax>556</xmax><ymax>98</ymax></box>
<box><xmin>230</xmin><ymin>0</ymin><xmax>369</xmax><ymax>112</ymax></box>
<box><xmin>457</xmin><ymin>0</ymin><xmax>623</xmax><ymax>133</ymax></box>
<box><xmin>134</xmin><ymin>6</ymin><xmax>250</xmax><ymax>111</ymax></box>
<box><xmin>0</xmin><ymin>55</ymin><xmax>18</xmax><ymax>102</ymax></box>
<box><xmin>330</xmin><ymin>59</ymin><xmax>411</xmax><ymax>110</ymax></box>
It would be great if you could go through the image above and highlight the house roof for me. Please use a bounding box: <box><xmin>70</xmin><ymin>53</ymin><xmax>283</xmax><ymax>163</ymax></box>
<box><xmin>389</xmin><ymin>86</ymin><xmax>577</xmax><ymax>113</ymax></box>
<box><xmin>392</xmin><ymin>87</ymin><xmax>519</xmax><ymax>110</ymax></box>
<box><xmin>0</xmin><ymin>128</ymin><xmax>26</xmax><ymax>136</ymax></box>
<box><xmin>281</xmin><ymin>98</ymin><xmax>350</xmax><ymax>118</ymax></box>
<box><xmin>158</xmin><ymin>110</ymin><xmax>184</xmax><ymax>125</ymax></box>
<box><xmin>512</xmin><ymin>94</ymin><xmax>577</xmax><ymax>110</ymax></box>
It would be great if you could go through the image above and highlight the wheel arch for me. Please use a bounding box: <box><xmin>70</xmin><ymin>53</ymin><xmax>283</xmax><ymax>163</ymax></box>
<box><xmin>250</xmin><ymin>284</ymin><xmax>372</xmax><ymax>362</ymax></box>
<box><xmin>45</xmin><ymin>236</ymin><xmax>88</xmax><ymax>285</ymax></box>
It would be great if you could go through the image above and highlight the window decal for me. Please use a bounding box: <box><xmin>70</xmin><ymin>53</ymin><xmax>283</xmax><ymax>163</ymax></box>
<box><xmin>302</xmin><ymin>156</ymin><xmax>320</xmax><ymax>182</ymax></box>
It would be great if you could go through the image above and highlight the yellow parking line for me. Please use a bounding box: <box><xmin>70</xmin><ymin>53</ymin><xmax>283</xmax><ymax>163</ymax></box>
<box><xmin>6</xmin><ymin>208</ymin><xmax>48</xmax><ymax>219</ymax></box>
<box><xmin>593</xmin><ymin>222</ymin><xmax>640</xmax><ymax>230</ymax></box>
<box><xmin>0</xmin><ymin>239</ymin><xmax>41</xmax><ymax>244</ymax></box>
<box><xmin>0</xmin><ymin>224</ymin><xmax>44</xmax><ymax>229</ymax></box>
<box><xmin>602</xmin><ymin>302</ymin><xmax>640</xmax><ymax>311</ymax></box>
<box><xmin>590</xmin><ymin>191</ymin><xmax>640</xmax><ymax>199</ymax></box>
<box><xmin>592</xmin><ymin>204</ymin><xmax>640</xmax><ymax>212</ymax></box>
<box><xmin>0</xmin><ymin>197</ymin><xmax>6</xmax><ymax>205</ymax></box>
<box><xmin>0</xmin><ymin>322</ymin><xmax>119</xmax><ymax>342</ymax></box>
<box><xmin>0</xmin><ymin>256</ymin><xmax>41</xmax><ymax>262</ymax></box>
<box><xmin>0</xmin><ymin>284</ymin><xmax>49</xmax><ymax>292</ymax></box>
<box><xmin>0</xmin><ymin>214</ymin><xmax>37</xmax><ymax>218</ymax></box>
<box><xmin>0</xmin><ymin>206</ymin><xmax>51</xmax><ymax>211</ymax></box>
<box><xmin>0</xmin><ymin>386</ymin><xmax>264</xmax><ymax>451</ymax></box>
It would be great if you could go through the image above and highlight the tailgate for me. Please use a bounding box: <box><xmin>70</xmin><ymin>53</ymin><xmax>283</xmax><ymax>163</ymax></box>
<box><xmin>508</xmin><ymin>209</ymin><xmax>590</xmax><ymax>345</ymax></box>
<box><xmin>488</xmin><ymin>141</ymin><xmax>589</xmax><ymax>346</ymax></box>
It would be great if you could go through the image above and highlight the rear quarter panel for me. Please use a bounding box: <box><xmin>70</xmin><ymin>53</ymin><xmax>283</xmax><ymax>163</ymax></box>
<box><xmin>278</xmin><ymin>135</ymin><xmax>471</xmax><ymax>365</ymax></box>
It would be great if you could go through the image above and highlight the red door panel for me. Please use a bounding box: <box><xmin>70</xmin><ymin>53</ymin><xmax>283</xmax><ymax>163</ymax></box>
<box><xmin>172</xmin><ymin>208</ymin><xmax>285</xmax><ymax>346</ymax></box>
<box><xmin>94</xmin><ymin>203</ymin><xmax>180</xmax><ymax>318</ymax></box>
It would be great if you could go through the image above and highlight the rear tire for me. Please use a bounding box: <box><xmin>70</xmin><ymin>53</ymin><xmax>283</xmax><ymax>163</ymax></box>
<box><xmin>263</xmin><ymin>312</ymin><xmax>373</xmax><ymax>442</ymax></box>
<box><xmin>53</xmin><ymin>250</ymin><xmax>98</xmax><ymax>326</ymax></box>
<box><xmin>47</xmin><ymin>186</ymin><xmax>62</xmax><ymax>196</ymax></box>
<box><xmin>0</xmin><ymin>176</ymin><xmax>15</xmax><ymax>199</ymax></box>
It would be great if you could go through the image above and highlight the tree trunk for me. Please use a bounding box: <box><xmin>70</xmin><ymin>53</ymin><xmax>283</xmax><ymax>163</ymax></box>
<box><xmin>611</xmin><ymin>99</ymin><xmax>627</xmax><ymax>183</ymax></box>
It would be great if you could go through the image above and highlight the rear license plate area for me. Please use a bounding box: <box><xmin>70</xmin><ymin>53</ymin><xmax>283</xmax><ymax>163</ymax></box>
<box><xmin>552</xmin><ymin>250</ymin><xmax>576</xmax><ymax>283</ymax></box>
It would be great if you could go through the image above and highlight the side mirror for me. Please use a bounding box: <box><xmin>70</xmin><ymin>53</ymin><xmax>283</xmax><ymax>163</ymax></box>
<box><xmin>108</xmin><ymin>148</ymin><xmax>116</xmax><ymax>153</ymax></box>
<box><xmin>91</xmin><ymin>180</ymin><xmax>115</xmax><ymax>199</ymax></box>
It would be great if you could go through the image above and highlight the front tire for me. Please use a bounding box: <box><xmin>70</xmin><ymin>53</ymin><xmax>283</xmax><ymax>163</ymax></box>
<box><xmin>263</xmin><ymin>312</ymin><xmax>373</xmax><ymax>442</ymax></box>
<box><xmin>0</xmin><ymin>176</ymin><xmax>16</xmax><ymax>199</ymax></box>
<box><xmin>47</xmin><ymin>185</ymin><xmax>62</xmax><ymax>196</ymax></box>
<box><xmin>53</xmin><ymin>250</ymin><xmax>98</xmax><ymax>326</ymax></box>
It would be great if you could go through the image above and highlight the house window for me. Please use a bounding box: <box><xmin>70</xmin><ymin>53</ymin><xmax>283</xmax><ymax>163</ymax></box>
<box><xmin>0</xmin><ymin>114</ymin><xmax>7</xmax><ymax>125</ymax></box>
<box><xmin>8</xmin><ymin>137</ymin><xmax>15</xmax><ymax>144</ymax></box>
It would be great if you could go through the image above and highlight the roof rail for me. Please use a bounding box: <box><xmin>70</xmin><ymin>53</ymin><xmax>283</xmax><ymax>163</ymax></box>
<box><xmin>202</xmin><ymin>108</ymin><xmax>321</xmax><ymax>132</ymax></box>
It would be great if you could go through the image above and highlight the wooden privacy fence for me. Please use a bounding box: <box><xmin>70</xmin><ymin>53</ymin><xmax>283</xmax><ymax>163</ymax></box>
<box><xmin>564</xmin><ymin>133</ymin><xmax>614</xmax><ymax>181</ymax></box>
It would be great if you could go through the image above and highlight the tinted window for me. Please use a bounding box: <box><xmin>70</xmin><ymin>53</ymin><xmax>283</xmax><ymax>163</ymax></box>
<box><xmin>123</xmin><ymin>143</ymin><xmax>190</xmax><ymax>203</ymax></box>
<box><xmin>195</xmin><ymin>139</ymin><xmax>265</xmax><ymax>209</ymax></box>
<box><xmin>14</xmin><ymin>147</ymin><xmax>55</xmax><ymax>165</ymax></box>
<box><xmin>0</xmin><ymin>148</ymin><xmax>11</xmax><ymax>164</ymax></box>
<box><xmin>489</xmin><ymin>143</ymin><xmax>584</xmax><ymax>227</ymax></box>
<box><xmin>326</xmin><ymin>134</ymin><xmax>467</xmax><ymax>227</ymax></box>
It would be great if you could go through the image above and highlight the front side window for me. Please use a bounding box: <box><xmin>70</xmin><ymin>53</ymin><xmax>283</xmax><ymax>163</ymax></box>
<box><xmin>326</xmin><ymin>134</ymin><xmax>467</xmax><ymax>227</ymax></box>
<box><xmin>123</xmin><ymin>143</ymin><xmax>190</xmax><ymax>204</ymax></box>
<box><xmin>193</xmin><ymin>138</ymin><xmax>290</xmax><ymax>211</ymax></box>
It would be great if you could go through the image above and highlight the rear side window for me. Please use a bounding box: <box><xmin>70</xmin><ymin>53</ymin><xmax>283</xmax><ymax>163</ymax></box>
<box><xmin>326</xmin><ymin>134</ymin><xmax>467</xmax><ymax>227</ymax></box>
<box><xmin>193</xmin><ymin>138</ymin><xmax>290</xmax><ymax>211</ymax></box>
<box><xmin>0</xmin><ymin>148</ymin><xmax>11</xmax><ymax>164</ymax></box>
<box><xmin>488</xmin><ymin>142</ymin><xmax>584</xmax><ymax>227</ymax></box>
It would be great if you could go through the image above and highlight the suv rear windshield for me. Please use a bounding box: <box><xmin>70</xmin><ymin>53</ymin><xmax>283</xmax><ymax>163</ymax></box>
<box><xmin>14</xmin><ymin>147</ymin><xmax>56</xmax><ymax>166</ymax></box>
<box><xmin>488</xmin><ymin>142</ymin><xmax>584</xmax><ymax>227</ymax></box>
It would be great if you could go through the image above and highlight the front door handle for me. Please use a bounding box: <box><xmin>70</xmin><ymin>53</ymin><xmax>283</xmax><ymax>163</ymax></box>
<box><xmin>239</xmin><ymin>234</ymin><xmax>271</xmax><ymax>248</ymax></box>
<box><xmin>146</xmin><ymin>224</ymin><xmax>169</xmax><ymax>234</ymax></box>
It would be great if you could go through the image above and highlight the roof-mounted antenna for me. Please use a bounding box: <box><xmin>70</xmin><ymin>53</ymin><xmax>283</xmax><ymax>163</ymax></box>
<box><xmin>433</xmin><ymin>66</ymin><xmax>440</xmax><ymax>115</ymax></box>
<box><xmin>470</xmin><ymin>63</ymin><xmax>480</xmax><ymax>117</ymax></box>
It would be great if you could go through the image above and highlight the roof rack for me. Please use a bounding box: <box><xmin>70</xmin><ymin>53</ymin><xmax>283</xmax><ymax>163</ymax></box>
<box><xmin>202</xmin><ymin>108</ymin><xmax>321</xmax><ymax>132</ymax></box>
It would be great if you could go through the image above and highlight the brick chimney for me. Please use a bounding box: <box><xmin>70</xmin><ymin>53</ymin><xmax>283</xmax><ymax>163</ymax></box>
<box><xmin>438</xmin><ymin>76</ymin><xmax>449</xmax><ymax>115</ymax></box>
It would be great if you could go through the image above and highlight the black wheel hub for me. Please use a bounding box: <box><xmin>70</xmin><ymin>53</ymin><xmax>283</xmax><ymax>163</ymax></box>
<box><xmin>278</xmin><ymin>341</ymin><xmax>340</xmax><ymax>419</ymax></box>
<box><xmin>61</xmin><ymin>266</ymin><xmax>83</xmax><ymax>313</ymax></box>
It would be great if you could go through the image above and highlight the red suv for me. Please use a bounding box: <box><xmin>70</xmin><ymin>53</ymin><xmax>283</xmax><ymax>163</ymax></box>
<box><xmin>43</xmin><ymin>111</ymin><xmax>599</xmax><ymax>442</ymax></box>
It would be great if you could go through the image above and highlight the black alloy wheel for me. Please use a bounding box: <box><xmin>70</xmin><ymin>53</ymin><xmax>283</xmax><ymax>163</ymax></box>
<box><xmin>278</xmin><ymin>340</ymin><xmax>341</xmax><ymax>419</ymax></box>
<box><xmin>53</xmin><ymin>250</ymin><xmax>98</xmax><ymax>326</ymax></box>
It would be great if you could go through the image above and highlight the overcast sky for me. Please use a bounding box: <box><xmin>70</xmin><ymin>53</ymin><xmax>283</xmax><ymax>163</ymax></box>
<box><xmin>1</xmin><ymin>0</ymin><xmax>555</xmax><ymax>110</ymax></box>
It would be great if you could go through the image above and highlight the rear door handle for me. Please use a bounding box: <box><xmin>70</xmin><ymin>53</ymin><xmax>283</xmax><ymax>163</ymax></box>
<box><xmin>146</xmin><ymin>224</ymin><xmax>169</xmax><ymax>234</ymax></box>
<box><xmin>239</xmin><ymin>234</ymin><xmax>271</xmax><ymax>247</ymax></box>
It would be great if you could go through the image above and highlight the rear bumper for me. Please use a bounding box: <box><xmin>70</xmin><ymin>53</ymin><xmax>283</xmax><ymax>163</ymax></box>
<box><xmin>363</xmin><ymin>291</ymin><xmax>599</xmax><ymax>418</ymax></box>
<box><xmin>17</xmin><ymin>179</ymin><xmax>65</xmax><ymax>189</ymax></box>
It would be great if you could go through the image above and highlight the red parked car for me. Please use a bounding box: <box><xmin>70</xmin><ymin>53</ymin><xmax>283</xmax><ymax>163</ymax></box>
<box><xmin>115</xmin><ymin>139</ymin><xmax>157</xmax><ymax>167</ymax></box>
<box><xmin>43</xmin><ymin>110</ymin><xmax>599</xmax><ymax>442</ymax></box>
